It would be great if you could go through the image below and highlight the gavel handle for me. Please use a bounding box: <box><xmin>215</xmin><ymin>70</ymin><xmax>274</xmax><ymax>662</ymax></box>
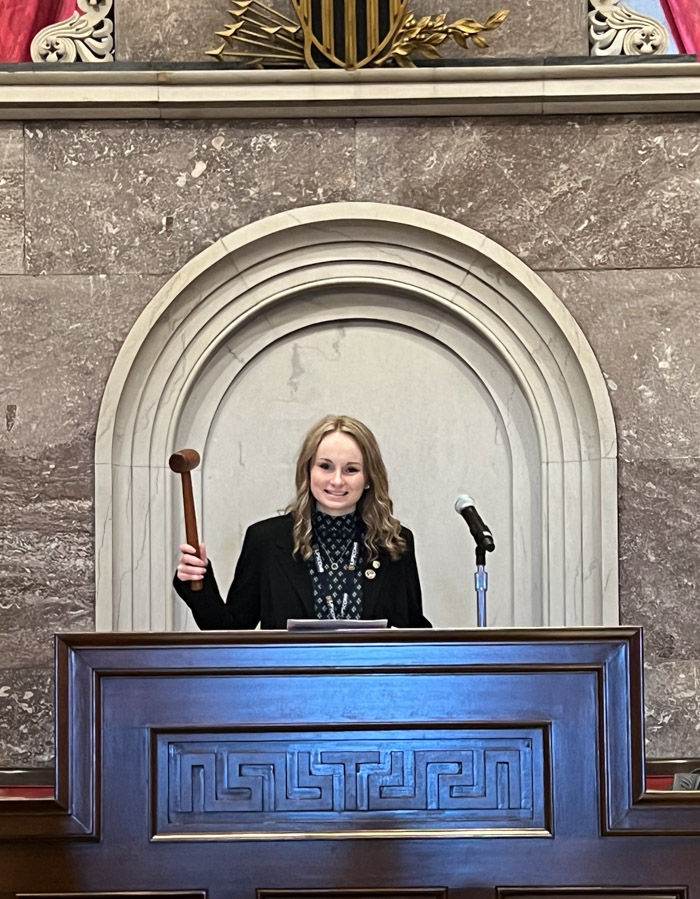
<box><xmin>180</xmin><ymin>471</ymin><xmax>203</xmax><ymax>592</ymax></box>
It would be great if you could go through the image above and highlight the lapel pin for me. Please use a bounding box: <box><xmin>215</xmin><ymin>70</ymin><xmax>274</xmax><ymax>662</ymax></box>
<box><xmin>372</xmin><ymin>560</ymin><xmax>380</xmax><ymax>569</ymax></box>
<box><xmin>364</xmin><ymin>569</ymin><xmax>376</xmax><ymax>579</ymax></box>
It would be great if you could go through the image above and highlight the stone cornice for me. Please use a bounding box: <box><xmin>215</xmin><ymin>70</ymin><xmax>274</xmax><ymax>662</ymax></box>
<box><xmin>0</xmin><ymin>61</ymin><xmax>698</xmax><ymax>119</ymax></box>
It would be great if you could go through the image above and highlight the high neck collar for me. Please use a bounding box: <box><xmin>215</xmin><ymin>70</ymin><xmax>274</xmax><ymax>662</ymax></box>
<box><xmin>312</xmin><ymin>509</ymin><xmax>358</xmax><ymax>537</ymax></box>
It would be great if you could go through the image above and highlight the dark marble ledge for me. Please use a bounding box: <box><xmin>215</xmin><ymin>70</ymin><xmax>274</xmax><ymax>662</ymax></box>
<box><xmin>0</xmin><ymin>57</ymin><xmax>698</xmax><ymax>120</ymax></box>
<box><xmin>0</xmin><ymin>55</ymin><xmax>697</xmax><ymax>83</ymax></box>
<box><xmin>0</xmin><ymin>57</ymin><xmax>700</xmax><ymax>121</ymax></box>
<box><xmin>0</xmin><ymin>768</ymin><xmax>54</xmax><ymax>786</ymax></box>
<box><xmin>0</xmin><ymin>54</ymin><xmax>695</xmax><ymax>69</ymax></box>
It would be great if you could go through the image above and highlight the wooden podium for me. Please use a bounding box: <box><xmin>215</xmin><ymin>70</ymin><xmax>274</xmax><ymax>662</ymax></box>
<box><xmin>2</xmin><ymin>628</ymin><xmax>700</xmax><ymax>899</ymax></box>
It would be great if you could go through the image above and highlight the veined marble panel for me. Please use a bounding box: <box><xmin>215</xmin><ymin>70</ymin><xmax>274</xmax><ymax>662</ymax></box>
<box><xmin>542</xmin><ymin>269</ymin><xmax>700</xmax><ymax>464</ymax></box>
<box><xmin>0</xmin><ymin>444</ymin><xmax>94</xmax><ymax>670</ymax></box>
<box><xmin>0</xmin><ymin>275</ymin><xmax>168</xmax><ymax>666</ymax></box>
<box><xmin>540</xmin><ymin>271</ymin><xmax>700</xmax><ymax>666</ymax></box>
<box><xmin>355</xmin><ymin>114</ymin><xmax>700</xmax><ymax>272</ymax></box>
<box><xmin>115</xmin><ymin>0</ymin><xmax>225</xmax><ymax>62</ymax></box>
<box><xmin>645</xmin><ymin>660</ymin><xmax>700</xmax><ymax>759</ymax></box>
<box><xmin>0</xmin><ymin>668</ymin><xmax>54</xmax><ymax>768</ymax></box>
<box><xmin>619</xmin><ymin>457</ymin><xmax>700</xmax><ymax>661</ymax></box>
<box><xmin>0</xmin><ymin>275</ymin><xmax>167</xmax><ymax>452</ymax></box>
<box><xmin>23</xmin><ymin>120</ymin><xmax>355</xmax><ymax>276</ymax></box>
<box><xmin>0</xmin><ymin>124</ymin><xmax>24</xmax><ymax>274</ymax></box>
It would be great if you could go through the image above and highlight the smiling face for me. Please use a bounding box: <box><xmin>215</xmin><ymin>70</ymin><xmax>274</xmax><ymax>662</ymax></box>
<box><xmin>309</xmin><ymin>430</ymin><xmax>366</xmax><ymax>516</ymax></box>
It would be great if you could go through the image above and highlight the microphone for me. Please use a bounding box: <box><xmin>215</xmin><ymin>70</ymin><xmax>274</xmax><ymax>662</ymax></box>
<box><xmin>455</xmin><ymin>494</ymin><xmax>495</xmax><ymax>552</ymax></box>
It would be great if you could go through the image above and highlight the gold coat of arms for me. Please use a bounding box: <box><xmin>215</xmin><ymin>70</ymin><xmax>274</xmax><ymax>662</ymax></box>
<box><xmin>291</xmin><ymin>0</ymin><xmax>409</xmax><ymax>69</ymax></box>
<box><xmin>208</xmin><ymin>0</ymin><xmax>508</xmax><ymax>69</ymax></box>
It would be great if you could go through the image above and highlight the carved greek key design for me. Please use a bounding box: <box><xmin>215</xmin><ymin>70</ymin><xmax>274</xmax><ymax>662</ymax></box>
<box><xmin>30</xmin><ymin>0</ymin><xmax>114</xmax><ymax>63</ymax></box>
<box><xmin>589</xmin><ymin>0</ymin><xmax>669</xmax><ymax>56</ymax></box>
<box><xmin>157</xmin><ymin>728</ymin><xmax>547</xmax><ymax>837</ymax></box>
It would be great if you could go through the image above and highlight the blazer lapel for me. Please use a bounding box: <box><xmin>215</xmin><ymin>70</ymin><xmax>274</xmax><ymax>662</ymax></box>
<box><xmin>360</xmin><ymin>550</ymin><xmax>388</xmax><ymax>620</ymax></box>
<box><xmin>275</xmin><ymin>536</ymin><xmax>315</xmax><ymax>618</ymax></box>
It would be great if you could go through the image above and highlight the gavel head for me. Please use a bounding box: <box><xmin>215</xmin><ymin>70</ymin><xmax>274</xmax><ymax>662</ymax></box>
<box><xmin>168</xmin><ymin>449</ymin><xmax>201</xmax><ymax>473</ymax></box>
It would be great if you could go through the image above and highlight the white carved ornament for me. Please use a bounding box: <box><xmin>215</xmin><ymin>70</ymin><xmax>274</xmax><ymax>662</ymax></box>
<box><xmin>589</xmin><ymin>0</ymin><xmax>669</xmax><ymax>55</ymax></box>
<box><xmin>31</xmin><ymin>0</ymin><xmax>114</xmax><ymax>63</ymax></box>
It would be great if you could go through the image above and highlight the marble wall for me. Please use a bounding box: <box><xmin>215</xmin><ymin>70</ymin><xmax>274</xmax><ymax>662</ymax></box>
<box><xmin>2</xmin><ymin>110</ymin><xmax>700</xmax><ymax>765</ymax></box>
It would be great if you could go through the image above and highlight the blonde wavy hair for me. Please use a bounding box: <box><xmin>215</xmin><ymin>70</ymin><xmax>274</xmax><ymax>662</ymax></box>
<box><xmin>286</xmin><ymin>415</ymin><xmax>407</xmax><ymax>562</ymax></box>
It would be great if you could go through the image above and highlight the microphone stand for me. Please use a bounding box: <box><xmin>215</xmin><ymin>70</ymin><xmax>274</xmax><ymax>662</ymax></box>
<box><xmin>454</xmin><ymin>495</ymin><xmax>494</xmax><ymax>627</ymax></box>
<box><xmin>474</xmin><ymin>544</ymin><xmax>488</xmax><ymax>627</ymax></box>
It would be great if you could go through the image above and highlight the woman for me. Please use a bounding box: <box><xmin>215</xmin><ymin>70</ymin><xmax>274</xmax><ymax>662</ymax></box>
<box><xmin>174</xmin><ymin>414</ymin><xmax>431</xmax><ymax>629</ymax></box>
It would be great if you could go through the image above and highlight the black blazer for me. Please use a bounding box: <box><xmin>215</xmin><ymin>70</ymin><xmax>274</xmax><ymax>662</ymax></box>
<box><xmin>174</xmin><ymin>514</ymin><xmax>431</xmax><ymax>630</ymax></box>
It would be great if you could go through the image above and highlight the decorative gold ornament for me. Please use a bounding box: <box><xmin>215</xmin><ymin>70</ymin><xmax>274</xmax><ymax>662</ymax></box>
<box><xmin>207</xmin><ymin>1</ymin><xmax>508</xmax><ymax>70</ymax></box>
<box><xmin>293</xmin><ymin>0</ymin><xmax>408</xmax><ymax>69</ymax></box>
<box><xmin>378</xmin><ymin>9</ymin><xmax>509</xmax><ymax>67</ymax></box>
<box><xmin>207</xmin><ymin>0</ymin><xmax>305</xmax><ymax>67</ymax></box>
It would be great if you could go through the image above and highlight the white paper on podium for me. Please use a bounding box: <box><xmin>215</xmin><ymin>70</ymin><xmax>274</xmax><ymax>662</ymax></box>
<box><xmin>286</xmin><ymin>618</ymin><xmax>388</xmax><ymax>631</ymax></box>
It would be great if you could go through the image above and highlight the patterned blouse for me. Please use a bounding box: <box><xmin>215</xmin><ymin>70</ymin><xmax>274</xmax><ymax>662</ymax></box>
<box><xmin>310</xmin><ymin>510</ymin><xmax>364</xmax><ymax>620</ymax></box>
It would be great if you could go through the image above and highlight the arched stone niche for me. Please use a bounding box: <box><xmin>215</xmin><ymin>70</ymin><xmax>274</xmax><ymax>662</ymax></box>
<box><xmin>95</xmin><ymin>203</ymin><xmax>618</xmax><ymax>631</ymax></box>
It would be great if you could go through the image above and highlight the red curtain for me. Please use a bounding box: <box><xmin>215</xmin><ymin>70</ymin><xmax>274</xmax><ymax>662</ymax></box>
<box><xmin>659</xmin><ymin>0</ymin><xmax>700</xmax><ymax>54</ymax></box>
<box><xmin>0</xmin><ymin>0</ymin><xmax>79</xmax><ymax>62</ymax></box>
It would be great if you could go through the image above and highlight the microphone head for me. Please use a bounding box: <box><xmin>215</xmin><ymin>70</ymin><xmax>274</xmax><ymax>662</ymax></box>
<box><xmin>455</xmin><ymin>494</ymin><xmax>476</xmax><ymax>513</ymax></box>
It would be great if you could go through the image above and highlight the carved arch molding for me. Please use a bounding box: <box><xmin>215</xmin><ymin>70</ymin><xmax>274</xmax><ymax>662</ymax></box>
<box><xmin>95</xmin><ymin>203</ymin><xmax>618</xmax><ymax>631</ymax></box>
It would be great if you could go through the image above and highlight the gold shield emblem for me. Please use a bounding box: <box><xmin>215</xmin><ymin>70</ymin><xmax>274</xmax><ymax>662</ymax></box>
<box><xmin>291</xmin><ymin>0</ymin><xmax>409</xmax><ymax>69</ymax></box>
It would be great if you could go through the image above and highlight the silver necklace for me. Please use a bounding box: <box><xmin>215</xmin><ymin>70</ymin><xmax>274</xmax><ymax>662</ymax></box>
<box><xmin>317</xmin><ymin>535</ymin><xmax>354</xmax><ymax>571</ymax></box>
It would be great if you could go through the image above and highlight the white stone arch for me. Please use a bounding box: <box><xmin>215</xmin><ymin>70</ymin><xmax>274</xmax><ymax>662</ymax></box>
<box><xmin>95</xmin><ymin>202</ymin><xmax>618</xmax><ymax>631</ymax></box>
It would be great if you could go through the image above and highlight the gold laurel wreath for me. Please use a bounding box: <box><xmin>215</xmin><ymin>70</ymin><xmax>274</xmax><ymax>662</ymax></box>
<box><xmin>379</xmin><ymin>10</ymin><xmax>509</xmax><ymax>66</ymax></box>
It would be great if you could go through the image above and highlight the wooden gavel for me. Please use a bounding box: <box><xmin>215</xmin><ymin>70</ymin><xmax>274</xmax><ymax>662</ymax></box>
<box><xmin>169</xmin><ymin>448</ymin><xmax>203</xmax><ymax>592</ymax></box>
